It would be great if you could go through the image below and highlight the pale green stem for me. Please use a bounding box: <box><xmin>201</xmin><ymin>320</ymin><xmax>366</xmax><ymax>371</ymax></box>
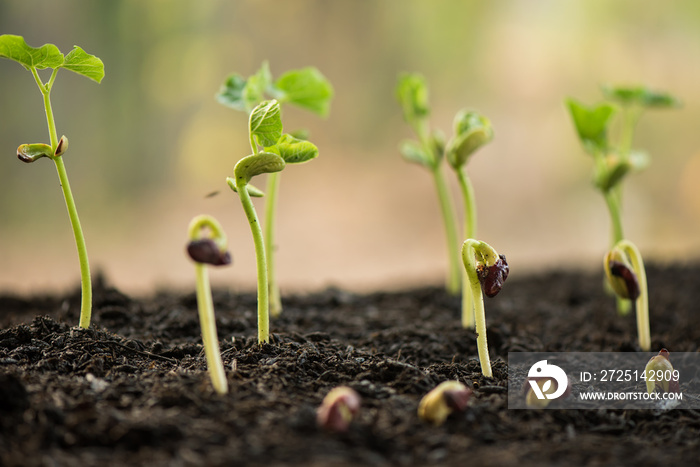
<box><xmin>32</xmin><ymin>67</ymin><xmax>92</xmax><ymax>328</ymax></box>
<box><xmin>462</xmin><ymin>239</ymin><xmax>498</xmax><ymax>378</ymax></box>
<box><xmin>457</xmin><ymin>167</ymin><xmax>477</xmax><ymax>328</ymax></box>
<box><xmin>194</xmin><ymin>262</ymin><xmax>228</xmax><ymax>394</ymax></box>
<box><xmin>617</xmin><ymin>240</ymin><xmax>650</xmax><ymax>351</ymax></box>
<box><xmin>603</xmin><ymin>189</ymin><xmax>632</xmax><ymax>315</ymax></box>
<box><xmin>432</xmin><ymin>166</ymin><xmax>462</xmax><ymax>295</ymax></box>
<box><xmin>265</xmin><ymin>171</ymin><xmax>282</xmax><ymax>317</ymax></box>
<box><xmin>236</xmin><ymin>180</ymin><xmax>270</xmax><ymax>344</ymax></box>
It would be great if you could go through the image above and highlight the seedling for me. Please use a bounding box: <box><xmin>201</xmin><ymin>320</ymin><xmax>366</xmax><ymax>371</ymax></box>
<box><xmin>418</xmin><ymin>380</ymin><xmax>471</xmax><ymax>426</ymax></box>
<box><xmin>316</xmin><ymin>386</ymin><xmax>361</xmax><ymax>433</ymax></box>
<box><xmin>604</xmin><ymin>239</ymin><xmax>650</xmax><ymax>350</ymax></box>
<box><xmin>396</xmin><ymin>73</ymin><xmax>461</xmax><ymax>295</ymax></box>
<box><xmin>566</xmin><ymin>85</ymin><xmax>679</xmax><ymax>315</ymax></box>
<box><xmin>186</xmin><ymin>215</ymin><xmax>231</xmax><ymax>395</ymax></box>
<box><xmin>445</xmin><ymin>110</ymin><xmax>495</xmax><ymax>328</ymax></box>
<box><xmin>228</xmin><ymin>99</ymin><xmax>319</xmax><ymax>344</ymax></box>
<box><xmin>0</xmin><ymin>35</ymin><xmax>104</xmax><ymax>329</ymax></box>
<box><xmin>462</xmin><ymin>240</ymin><xmax>509</xmax><ymax>377</ymax></box>
<box><xmin>217</xmin><ymin>61</ymin><xmax>333</xmax><ymax>317</ymax></box>
<box><xmin>644</xmin><ymin>349</ymin><xmax>680</xmax><ymax>394</ymax></box>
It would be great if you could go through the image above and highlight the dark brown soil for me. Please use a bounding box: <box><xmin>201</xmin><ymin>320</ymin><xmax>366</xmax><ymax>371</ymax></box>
<box><xmin>1</xmin><ymin>265</ymin><xmax>699</xmax><ymax>466</ymax></box>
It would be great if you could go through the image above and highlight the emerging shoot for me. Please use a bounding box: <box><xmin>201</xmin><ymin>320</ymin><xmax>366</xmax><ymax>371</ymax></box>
<box><xmin>565</xmin><ymin>85</ymin><xmax>679</xmax><ymax>315</ymax></box>
<box><xmin>644</xmin><ymin>349</ymin><xmax>680</xmax><ymax>394</ymax></box>
<box><xmin>228</xmin><ymin>99</ymin><xmax>319</xmax><ymax>344</ymax></box>
<box><xmin>418</xmin><ymin>380</ymin><xmax>472</xmax><ymax>426</ymax></box>
<box><xmin>316</xmin><ymin>386</ymin><xmax>361</xmax><ymax>433</ymax></box>
<box><xmin>1</xmin><ymin>35</ymin><xmax>104</xmax><ymax>329</ymax></box>
<box><xmin>604</xmin><ymin>240</ymin><xmax>650</xmax><ymax>351</ymax></box>
<box><xmin>462</xmin><ymin>240</ymin><xmax>509</xmax><ymax>377</ymax></box>
<box><xmin>217</xmin><ymin>62</ymin><xmax>333</xmax><ymax>317</ymax></box>
<box><xmin>186</xmin><ymin>215</ymin><xmax>232</xmax><ymax>395</ymax></box>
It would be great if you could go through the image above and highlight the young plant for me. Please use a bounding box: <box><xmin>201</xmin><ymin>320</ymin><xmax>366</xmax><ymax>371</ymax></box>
<box><xmin>445</xmin><ymin>110</ymin><xmax>495</xmax><ymax>328</ymax></box>
<box><xmin>417</xmin><ymin>380</ymin><xmax>472</xmax><ymax>426</ymax></box>
<box><xmin>217</xmin><ymin>62</ymin><xmax>333</xmax><ymax>317</ymax></box>
<box><xmin>566</xmin><ymin>85</ymin><xmax>679</xmax><ymax>316</ymax></box>
<box><xmin>644</xmin><ymin>349</ymin><xmax>680</xmax><ymax>394</ymax></box>
<box><xmin>316</xmin><ymin>386</ymin><xmax>361</xmax><ymax>433</ymax></box>
<box><xmin>0</xmin><ymin>35</ymin><xmax>104</xmax><ymax>329</ymax></box>
<box><xmin>462</xmin><ymin>240</ymin><xmax>509</xmax><ymax>377</ymax></box>
<box><xmin>604</xmin><ymin>239</ymin><xmax>650</xmax><ymax>350</ymax></box>
<box><xmin>396</xmin><ymin>73</ymin><xmax>462</xmax><ymax>295</ymax></box>
<box><xmin>227</xmin><ymin>99</ymin><xmax>319</xmax><ymax>344</ymax></box>
<box><xmin>186</xmin><ymin>215</ymin><xmax>232</xmax><ymax>395</ymax></box>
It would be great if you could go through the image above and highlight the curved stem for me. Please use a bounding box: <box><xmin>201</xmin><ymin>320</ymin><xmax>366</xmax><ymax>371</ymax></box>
<box><xmin>457</xmin><ymin>167</ymin><xmax>477</xmax><ymax>328</ymax></box>
<box><xmin>265</xmin><ymin>171</ymin><xmax>282</xmax><ymax>317</ymax></box>
<box><xmin>603</xmin><ymin>189</ymin><xmax>632</xmax><ymax>315</ymax></box>
<box><xmin>618</xmin><ymin>240</ymin><xmax>650</xmax><ymax>351</ymax></box>
<box><xmin>237</xmin><ymin>181</ymin><xmax>270</xmax><ymax>344</ymax></box>
<box><xmin>432</xmin><ymin>166</ymin><xmax>461</xmax><ymax>295</ymax></box>
<box><xmin>194</xmin><ymin>263</ymin><xmax>229</xmax><ymax>394</ymax></box>
<box><xmin>461</xmin><ymin>239</ymin><xmax>495</xmax><ymax>378</ymax></box>
<box><xmin>35</xmin><ymin>67</ymin><xmax>92</xmax><ymax>328</ymax></box>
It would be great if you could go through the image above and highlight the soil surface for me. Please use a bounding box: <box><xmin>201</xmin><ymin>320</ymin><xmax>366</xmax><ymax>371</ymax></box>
<box><xmin>1</xmin><ymin>265</ymin><xmax>699</xmax><ymax>466</ymax></box>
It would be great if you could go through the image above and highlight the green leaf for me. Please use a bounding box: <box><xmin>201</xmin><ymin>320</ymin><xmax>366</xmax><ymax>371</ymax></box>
<box><xmin>249</xmin><ymin>100</ymin><xmax>283</xmax><ymax>148</ymax></box>
<box><xmin>446</xmin><ymin>110</ymin><xmax>494</xmax><ymax>169</ymax></box>
<box><xmin>266</xmin><ymin>134</ymin><xmax>318</xmax><ymax>164</ymax></box>
<box><xmin>274</xmin><ymin>67</ymin><xmax>334</xmax><ymax>117</ymax></box>
<box><xmin>226</xmin><ymin>177</ymin><xmax>265</xmax><ymax>197</ymax></box>
<box><xmin>216</xmin><ymin>74</ymin><xmax>248</xmax><ymax>111</ymax></box>
<box><xmin>17</xmin><ymin>143</ymin><xmax>54</xmax><ymax>163</ymax></box>
<box><xmin>62</xmin><ymin>46</ymin><xmax>104</xmax><ymax>83</ymax></box>
<box><xmin>243</xmin><ymin>61</ymin><xmax>272</xmax><ymax>112</ymax></box>
<box><xmin>601</xmin><ymin>85</ymin><xmax>681</xmax><ymax>108</ymax></box>
<box><xmin>565</xmin><ymin>98</ymin><xmax>616</xmax><ymax>154</ymax></box>
<box><xmin>396</xmin><ymin>73</ymin><xmax>430</xmax><ymax>123</ymax></box>
<box><xmin>399</xmin><ymin>140</ymin><xmax>434</xmax><ymax>169</ymax></box>
<box><xmin>233</xmin><ymin>152</ymin><xmax>286</xmax><ymax>186</ymax></box>
<box><xmin>0</xmin><ymin>34</ymin><xmax>63</xmax><ymax>70</ymax></box>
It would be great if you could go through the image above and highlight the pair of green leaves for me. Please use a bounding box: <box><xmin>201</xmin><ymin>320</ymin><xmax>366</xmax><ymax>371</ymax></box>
<box><xmin>233</xmin><ymin>100</ymin><xmax>318</xmax><ymax>191</ymax></box>
<box><xmin>396</xmin><ymin>73</ymin><xmax>493</xmax><ymax>171</ymax></box>
<box><xmin>0</xmin><ymin>34</ymin><xmax>104</xmax><ymax>83</ymax></box>
<box><xmin>566</xmin><ymin>85</ymin><xmax>679</xmax><ymax>192</ymax></box>
<box><xmin>217</xmin><ymin>61</ymin><xmax>333</xmax><ymax>117</ymax></box>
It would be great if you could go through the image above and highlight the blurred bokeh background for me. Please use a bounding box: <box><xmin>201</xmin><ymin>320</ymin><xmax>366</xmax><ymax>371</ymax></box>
<box><xmin>1</xmin><ymin>0</ymin><xmax>699</xmax><ymax>296</ymax></box>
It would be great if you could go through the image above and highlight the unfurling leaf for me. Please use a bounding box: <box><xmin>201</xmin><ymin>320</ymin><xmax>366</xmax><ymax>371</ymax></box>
<box><xmin>243</xmin><ymin>62</ymin><xmax>272</xmax><ymax>112</ymax></box>
<box><xmin>216</xmin><ymin>74</ymin><xmax>248</xmax><ymax>111</ymax></box>
<box><xmin>274</xmin><ymin>67</ymin><xmax>334</xmax><ymax>117</ymax></box>
<box><xmin>399</xmin><ymin>140</ymin><xmax>434</xmax><ymax>169</ymax></box>
<box><xmin>446</xmin><ymin>110</ymin><xmax>494</xmax><ymax>169</ymax></box>
<box><xmin>249</xmin><ymin>100</ymin><xmax>283</xmax><ymax>148</ymax></box>
<box><xmin>565</xmin><ymin>98</ymin><xmax>616</xmax><ymax>154</ymax></box>
<box><xmin>396</xmin><ymin>73</ymin><xmax>430</xmax><ymax>124</ymax></box>
<box><xmin>266</xmin><ymin>134</ymin><xmax>318</xmax><ymax>164</ymax></box>
<box><xmin>233</xmin><ymin>152</ymin><xmax>285</xmax><ymax>187</ymax></box>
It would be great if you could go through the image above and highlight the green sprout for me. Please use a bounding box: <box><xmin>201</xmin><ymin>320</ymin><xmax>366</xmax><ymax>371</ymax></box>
<box><xmin>0</xmin><ymin>35</ymin><xmax>104</xmax><ymax>329</ymax></box>
<box><xmin>565</xmin><ymin>85</ymin><xmax>679</xmax><ymax>316</ymax></box>
<box><xmin>604</xmin><ymin>240</ymin><xmax>650</xmax><ymax>350</ymax></box>
<box><xmin>186</xmin><ymin>215</ymin><xmax>231</xmax><ymax>394</ymax></box>
<box><xmin>227</xmin><ymin>99</ymin><xmax>319</xmax><ymax>344</ymax></box>
<box><xmin>462</xmin><ymin>240</ymin><xmax>509</xmax><ymax>377</ymax></box>
<box><xmin>417</xmin><ymin>380</ymin><xmax>472</xmax><ymax>426</ymax></box>
<box><xmin>217</xmin><ymin>61</ymin><xmax>333</xmax><ymax>317</ymax></box>
<box><xmin>644</xmin><ymin>349</ymin><xmax>680</xmax><ymax>394</ymax></box>
<box><xmin>396</xmin><ymin>73</ymin><xmax>461</xmax><ymax>295</ymax></box>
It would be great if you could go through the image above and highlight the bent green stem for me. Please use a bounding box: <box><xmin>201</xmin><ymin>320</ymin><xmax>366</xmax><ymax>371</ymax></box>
<box><xmin>456</xmin><ymin>167</ymin><xmax>477</xmax><ymax>328</ymax></box>
<box><xmin>462</xmin><ymin>239</ymin><xmax>497</xmax><ymax>378</ymax></box>
<box><xmin>265</xmin><ymin>171</ymin><xmax>282</xmax><ymax>317</ymax></box>
<box><xmin>235</xmin><ymin>179</ymin><xmax>270</xmax><ymax>344</ymax></box>
<box><xmin>432</xmin><ymin>166</ymin><xmax>462</xmax><ymax>295</ymax></box>
<box><xmin>194</xmin><ymin>262</ymin><xmax>228</xmax><ymax>394</ymax></box>
<box><xmin>616</xmin><ymin>240</ymin><xmax>650</xmax><ymax>351</ymax></box>
<box><xmin>34</xmin><ymin>67</ymin><xmax>92</xmax><ymax>328</ymax></box>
